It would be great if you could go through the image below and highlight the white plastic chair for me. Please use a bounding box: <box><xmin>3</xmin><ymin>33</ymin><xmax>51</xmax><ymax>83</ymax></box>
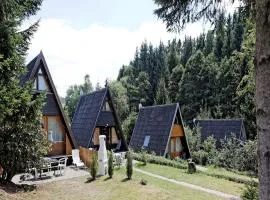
<box><xmin>72</xmin><ymin>149</ymin><xmax>85</xmax><ymax>169</ymax></box>
<box><xmin>58</xmin><ymin>157</ymin><xmax>67</xmax><ymax>176</ymax></box>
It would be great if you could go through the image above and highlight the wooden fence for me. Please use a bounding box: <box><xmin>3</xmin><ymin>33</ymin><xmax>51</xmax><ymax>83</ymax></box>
<box><xmin>79</xmin><ymin>147</ymin><xmax>94</xmax><ymax>168</ymax></box>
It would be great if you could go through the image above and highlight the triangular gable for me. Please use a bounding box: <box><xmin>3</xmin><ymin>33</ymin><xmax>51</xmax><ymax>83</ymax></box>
<box><xmin>129</xmin><ymin>104</ymin><xmax>177</xmax><ymax>156</ymax></box>
<box><xmin>25</xmin><ymin>52</ymin><xmax>77</xmax><ymax>149</ymax></box>
<box><xmin>164</xmin><ymin>104</ymin><xmax>190</xmax><ymax>158</ymax></box>
<box><xmin>72</xmin><ymin>89</ymin><xmax>107</xmax><ymax>148</ymax></box>
<box><xmin>129</xmin><ymin>103</ymin><xmax>190</xmax><ymax>158</ymax></box>
<box><xmin>72</xmin><ymin>87</ymin><xmax>128</xmax><ymax>150</ymax></box>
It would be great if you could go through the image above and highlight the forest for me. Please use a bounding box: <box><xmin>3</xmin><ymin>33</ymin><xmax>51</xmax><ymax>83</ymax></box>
<box><xmin>64</xmin><ymin>10</ymin><xmax>256</xmax><ymax>144</ymax></box>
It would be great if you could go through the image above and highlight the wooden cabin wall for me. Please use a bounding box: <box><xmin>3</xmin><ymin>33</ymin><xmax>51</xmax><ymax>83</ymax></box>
<box><xmin>66</xmin><ymin>135</ymin><xmax>73</xmax><ymax>155</ymax></box>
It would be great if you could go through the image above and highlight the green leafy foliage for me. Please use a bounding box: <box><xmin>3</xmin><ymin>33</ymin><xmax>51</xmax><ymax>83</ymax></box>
<box><xmin>0</xmin><ymin>0</ymin><xmax>50</xmax><ymax>182</ymax></box>
<box><xmin>64</xmin><ymin>74</ymin><xmax>93</xmax><ymax>120</ymax></box>
<box><xmin>241</xmin><ymin>182</ymin><xmax>259</xmax><ymax>200</ymax></box>
<box><xmin>109</xmin><ymin>80</ymin><xmax>129</xmax><ymax>122</ymax></box>
<box><xmin>186</xmin><ymin>126</ymin><xmax>257</xmax><ymax>174</ymax></box>
<box><xmin>122</xmin><ymin>112</ymin><xmax>137</xmax><ymax>143</ymax></box>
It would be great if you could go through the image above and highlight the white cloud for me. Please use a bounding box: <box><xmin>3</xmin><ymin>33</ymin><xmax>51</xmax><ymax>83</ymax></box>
<box><xmin>27</xmin><ymin>19</ymin><xmax>207</xmax><ymax>97</ymax></box>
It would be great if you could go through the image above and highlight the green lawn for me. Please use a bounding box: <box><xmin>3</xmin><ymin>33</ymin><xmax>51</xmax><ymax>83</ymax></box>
<box><xmin>0</xmin><ymin>168</ymin><xmax>224</xmax><ymax>200</ymax></box>
<box><xmin>202</xmin><ymin>166</ymin><xmax>258</xmax><ymax>182</ymax></box>
<box><xmin>136</xmin><ymin>163</ymin><xmax>245</xmax><ymax>196</ymax></box>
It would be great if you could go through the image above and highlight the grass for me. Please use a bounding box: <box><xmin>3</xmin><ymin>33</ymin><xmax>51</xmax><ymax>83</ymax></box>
<box><xmin>0</xmin><ymin>168</ymin><xmax>224</xmax><ymax>200</ymax></box>
<box><xmin>136</xmin><ymin>162</ymin><xmax>245</xmax><ymax>196</ymax></box>
<box><xmin>202</xmin><ymin>166</ymin><xmax>258</xmax><ymax>184</ymax></box>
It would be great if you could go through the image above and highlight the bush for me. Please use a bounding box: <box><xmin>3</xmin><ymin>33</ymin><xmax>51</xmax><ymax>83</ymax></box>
<box><xmin>126</xmin><ymin>151</ymin><xmax>133</xmax><ymax>180</ymax></box>
<box><xmin>185</xmin><ymin>126</ymin><xmax>201</xmax><ymax>153</ymax></box>
<box><xmin>90</xmin><ymin>152</ymin><xmax>98</xmax><ymax>180</ymax></box>
<box><xmin>141</xmin><ymin>148</ymin><xmax>147</xmax><ymax>166</ymax></box>
<box><xmin>108</xmin><ymin>151</ymin><xmax>114</xmax><ymax>178</ymax></box>
<box><xmin>132</xmin><ymin>152</ymin><xmax>187</xmax><ymax>169</ymax></box>
<box><xmin>241</xmin><ymin>182</ymin><xmax>259</xmax><ymax>200</ymax></box>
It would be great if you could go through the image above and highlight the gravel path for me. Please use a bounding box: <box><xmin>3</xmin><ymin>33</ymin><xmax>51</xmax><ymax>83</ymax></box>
<box><xmin>134</xmin><ymin>168</ymin><xmax>240</xmax><ymax>200</ymax></box>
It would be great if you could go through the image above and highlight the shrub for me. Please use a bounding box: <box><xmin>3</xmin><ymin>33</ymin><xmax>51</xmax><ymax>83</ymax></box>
<box><xmin>235</xmin><ymin>139</ymin><xmax>258</xmax><ymax>174</ymax></box>
<box><xmin>141</xmin><ymin>148</ymin><xmax>147</xmax><ymax>166</ymax></box>
<box><xmin>185</xmin><ymin>126</ymin><xmax>201</xmax><ymax>153</ymax></box>
<box><xmin>241</xmin><ymin>182</ymin><xmax>259</xmax><ymax>200</ymax></box>
<box><xmin>126</xmin><ymin>151</ymin><xmax>133</xmax><ymax>180</ymax></box>
<box><xmin>108</xmin><ymin>151</ymin><xmax>114</xmax><ymax>178</ymax></box>
<box><xmin>132</xmin><ymin>152</ymin><xmax>187</xmax><ymax>169</ymax></box>
<box><xmin>90</xmin><ymin>152</ymin><xmax>98</xmax><ymax>180</ymax></box>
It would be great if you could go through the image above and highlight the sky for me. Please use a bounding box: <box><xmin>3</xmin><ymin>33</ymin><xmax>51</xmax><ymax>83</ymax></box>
<box><xmin>25</xmin><ymin>0</ymin><xmax>235</xmax><ymax>97</ymax></box>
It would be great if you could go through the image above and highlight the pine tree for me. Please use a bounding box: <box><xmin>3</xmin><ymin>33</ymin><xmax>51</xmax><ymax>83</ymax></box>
<box><xmin>0</xmin><ymin>0</ymin><xmax>49</xmax><ymax>182</ymax></box>
<box><xmin>214</xmin><ymin>12</ymin><xmax>225</xmax><ymax>61</ymax></box>
<box><xmin>180</xmin><ymin>36</ymin><xmax>193</xmax><ymax>65</ymax></box>
<box><xmin>204</xmin><ymin>30</ymin><xmax>214</xmax><ymax>55</ymax></box>
<box><xmin>167</xmin><ymin>39</ymin><xmax>180</xmax><ymax>72</ymax></box>
<box><xmin>155</xmin><ymin>78</ymin><xmax>169</xmax><ymax>104</ymax></box>
<box><xmin>222</xmin><ymin>14</ymin><xmax>233</xmax><ymax>57</ymax></box>
<box><xmin>168</xmin><ymin>65</ymin><xmax>184</xmax><ymax>103</ymax></box>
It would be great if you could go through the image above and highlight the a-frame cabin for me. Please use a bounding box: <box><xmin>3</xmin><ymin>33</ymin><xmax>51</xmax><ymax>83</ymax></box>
<box><xmin>129</xmin><ymin>103</ymin><xmax>190</xmax><ymax>159</ymax></box>
<box><xmin>21</xmin><ymin>52</ymin><xmax>77</xmax><ymax>156</ymax></box>
<box><xmin>71</xmin><ymin>86</ymin><xmax>128</xmax><ymax>152</ymax></box>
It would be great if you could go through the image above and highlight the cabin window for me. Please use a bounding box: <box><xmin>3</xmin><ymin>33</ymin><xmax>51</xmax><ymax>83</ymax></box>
<box><xmin>175</xmin><ymin>137</ymin><xmax>182</xmax><ymax>152</ymax></box>
<box><xmin>48</xmin><ymin>117</ymin><xmax>64</xmax><ymax>142</ymax></box>
<box><xmin>33</xmin><ymin>68</ymin><xmax>48</xmax><ymax>91</ymax></box>
<box><xmin>170</xmin><ymin>139</ymin><xmax>175</xmax><ymax>152</ymax></box>
<box><xmin>38</xmin><ymin>75</ymin><xmax>48</xmax><ymax>90</ymax></box>
<box><xmin>143</xmin><ymin>135</ymin><xmax>150</xmax><ymax>147</ymax></box>
<box><xmin>102</xmin><ymin>101</ymin><xmax>111</xmax><ymax>111</ymax></box>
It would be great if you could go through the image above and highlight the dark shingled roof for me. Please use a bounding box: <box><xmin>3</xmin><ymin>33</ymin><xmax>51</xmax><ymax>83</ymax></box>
<box><xmin>20</xmin><ymin>54</ymin><xmax>39</xmax><ymax>85</ymax></box>
<box><xmin>23</xmin><ymin>52</ymin><xmax>78</xmax><ymax>149</ymax></box>
<box><xmin>130</xmin><ymin>103</ymin><xmax>182</xmax><ymax>156</ymax></box>
<box><xmin>71</xmin><ymin>89</ymin><xmax>107</xmax><ymax>147</ymax></box>
<box><xmin>194</xmin><ymin>119</ymin><xmax>247</xmax><ymax>142</ymax></box>
<box><xmin>71</xmin><ymin>88</ymin><xmax>128</xmax><ymax>150</ymax></box>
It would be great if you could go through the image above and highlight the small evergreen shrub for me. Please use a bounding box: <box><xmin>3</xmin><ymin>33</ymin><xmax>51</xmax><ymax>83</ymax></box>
<box><xmin>90</xmin><ymin>152</ymin><xmax>98</xmax><ymax>180</ymax></box>
<box><xmin>126</xmin><ymin>151</ymin><xmax>133</xmax><ymax>180</ymax></box>
<box><xmin>108</xmin><ymin>151</ymin><xmax>114</xmax><ymax>178</ymax></box>
<box><xmin>241</xmin><ymin>181</ymin><xmax>259</xmax><ymax>200</ymax></box>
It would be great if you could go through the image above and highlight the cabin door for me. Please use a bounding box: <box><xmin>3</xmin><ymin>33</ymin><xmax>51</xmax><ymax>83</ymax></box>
<box><xmin>100</xmin><ymin>127</ymin><xmax>111</xmax><ymax>149</ymax></box>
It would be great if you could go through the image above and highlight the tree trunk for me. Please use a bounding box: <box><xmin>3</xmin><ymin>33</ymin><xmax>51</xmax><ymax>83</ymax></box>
<box><xmin>256</xmin><ymin>0</ymin><xmax>270</xmax><ymax>199</ymax></box>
